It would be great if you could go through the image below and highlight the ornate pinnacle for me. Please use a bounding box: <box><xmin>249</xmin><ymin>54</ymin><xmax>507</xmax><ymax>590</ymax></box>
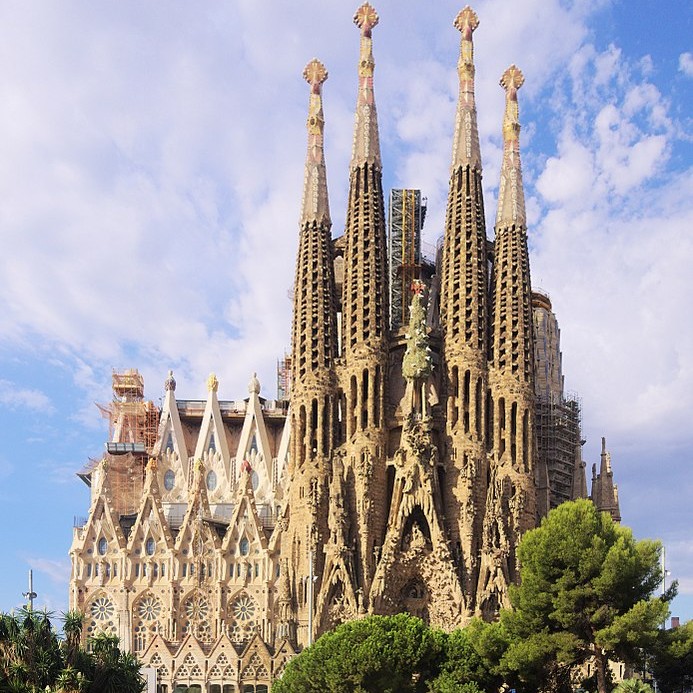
<box><xmin>351</xmin><ymin>3</ymin><xmax>381</xmax><ymax>168</ymax></box>
<box><xmin>164</xmin><ymin>369</ymin><xmax>176</xmax><ymax>392</ymax></box>
<box><xmin>206</xmin><ymin>372</ymin><xmax>219</xmax><ymax>393</ymax></box>
<box><xmin>300</xmin><ymin>59</ymin><xmax>331</xmax><ymax>227</ymax></box>
<box><xmin>354</xmin><ymin>3</ymin><xmax>379</xmax><ymax>35</ymax></box>
<box><xmin>500</xmin><ymin>64</ymin><xmax>523</xmax><ymax>142</ymax></box>
<box><xmin>496</xmin><ymin>64</ymin><xmax>526</xmax><ymax>227</ymax></box>
<box><xmin>303</xmin><ymin>58</ymin><xmax>327</xmax><ymax>90</ymax></box>
<box><xmin>454</xmin><ymin>6</ymin><xmax>479</xmax><ymax>36</ymax></box>
<box><xmin>501</xmin><ymin>64</ymin><xmax>524</xmax><ymax>93</ymax></box>
<box><xmin>451</xmin><ymin>6</ymin><xmax>481</xmax><ymax>171</ymax></box>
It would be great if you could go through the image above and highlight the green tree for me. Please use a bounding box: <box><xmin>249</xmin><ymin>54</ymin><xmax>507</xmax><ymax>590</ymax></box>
<box><xmin>426</xmin><ymin>619</ymin><xmax>507</xmax><ymax>693</ymax></box>
<box><xmin>272</xmin><ymin>613</ymin><xmax>442</xmax><ymax>693</ymax></box>
<box><xmin>613</xmin><ymin>679</ymin><xmax>654</xmax><ymax>693</ymax></box>
<box><xmin>501</xmin><ymin>500</ymin><xmax>671</xmax><ymax>693</ymax></box>
<box><xmin>651</xmin><ymin>620</ymin><xmax>693</xmax><ymax>693</ymax></box>
<box><xmin>0</xmin><ymin>610</ymin><xmax>144</xmax><ymax>693</ymax></box>
<box><xmin>0</xmin><ymin>608</ymin><xmax>63</xmax><ymax>692</ymax></box>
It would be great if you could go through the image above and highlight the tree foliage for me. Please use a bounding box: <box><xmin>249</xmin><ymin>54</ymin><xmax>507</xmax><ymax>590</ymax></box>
<box><xmin>0</xmin><ymin>609</ymin><xmax>144</xmax><ymax>693</ymax></box>
<box><xmin>272</xmin><ymin>613</ymin><xmax>441</xmax><ymax>693</ymax></box>
<box><xmin>273</xmin><ymin>501</ymin><xmax>678</xmax><ymax>693</ymax></box>
<box><xmin>613</xmin><ymin>679</ymin><xmax>654</xmax><ymax>693</ymax></box>
<box><xmin>651</xmin><ymin>620</ymin><xmax>693</xmax><ymax>693</ymax></box>
<box><xmin>501</xmin><ymin>499</ymin><xmax>671</xmax><ymax>693</ymax></box>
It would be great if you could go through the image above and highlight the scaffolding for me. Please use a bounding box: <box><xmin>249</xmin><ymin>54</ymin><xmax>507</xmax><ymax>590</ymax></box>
<box><xmin>90</xmin><ymin>370</ymin><xmax>159</xmax><ymax>515</ymax></box>
<box><xmin>535</xmin><ymin>392</ymin><xmax>583</xmax><ymax>509</ymax></box>
<box><xmin>97</xmin><ymin>369</ymin><xmax>159</xmax><ymax>453</ymax></box>
<box><xmin>388</xmin><ymin>189</ymin><xmax>427</xmax><ymax>331</ymax></box>
<box><xmin>277</xmin><ymin>355</ymin><xmax>292</xmax><ymax>401</ymax></box>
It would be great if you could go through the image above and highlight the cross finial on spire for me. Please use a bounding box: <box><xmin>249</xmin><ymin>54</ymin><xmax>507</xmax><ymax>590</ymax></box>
<box><xmin>454</xmin><ymin>6</ymin><xmax>479</xmax><ymax>38</ymax></box>
<box><xmin>350</xmin><ymin>2</ymin><xmax>381</xmax><ymax>168</ymax></box>
<box><xmin>501</xmin><ymin>64</ymin><xmax>525</xmax><ymax>95</ymax></box>
<box><xmin>300</xmin><ymin>58</ymin><xmax>331</xmax><ymax>227</ymax></box>
<box><xmin>303</xmin><ymin>58</ymin><xmax>328</xmax><ymax>91</ymax></box>
<box><xmin>495</xmin><ymin>64</ymin><xmax>526</xmax><ymax>227</ymax></box>
<box><xmin>450</xmin><ymin>5</ymin><xmax>482</xmax><ymax>170</ymax></box>
<box><xmin>354</xmin><ymin>3</ymin><xmax>379</xmax><ymax>36</ymax></box>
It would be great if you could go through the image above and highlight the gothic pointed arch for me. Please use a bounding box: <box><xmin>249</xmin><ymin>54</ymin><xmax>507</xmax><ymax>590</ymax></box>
<box><xmin>194</xmin><ymin>373</ymin><xmax>232</xmax><ymax>485</ymax></box>
<box><xmin>153</xmin><ymin>371</ymin><xmax>189</xmax><ymax>487</ymax></box>
<box><xmin>234</xmin><ymin>374</ymin><xmax>275</xmax><ymax>508</ymax></box>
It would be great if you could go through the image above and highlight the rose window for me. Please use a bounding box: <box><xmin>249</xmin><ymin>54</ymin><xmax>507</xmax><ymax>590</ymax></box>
<box><xmin>137</xmin><ymin>595</ymin><xmax>161</xmax><ymax>621</ymax></box>
<box><xmin>90</xmin><ymin>597</ymin><xmax>114</xmax><ymax>621</ymax></box>
<box><xmin>184</xmin><ymin>594</ymin><xmax>209</xmax><ymax>622</ymax></box>
<box><xmin>232</xmin><ymin>595</ymin><xmax>256</xmax><ymax>621</ymax></box>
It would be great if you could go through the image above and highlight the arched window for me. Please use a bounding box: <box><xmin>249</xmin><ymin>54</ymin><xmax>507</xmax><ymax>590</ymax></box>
<box><xmin>97</xmin><ymin>537</ymin><xmax>108</xmax><ymax>556</ymax></box>
<box><xmin>145</xmin><ymin>537</ymin><xmax>156</xmax><ymax>556</ymax></box>
<box><xmin>206</xmin><ymin>470</ymin><xmax>217</xmax><ymax>491</ymax></box>
<box><xmin>164</xmin><ymin>470</ymin><xmax>175</xmax><ymax>491</ymax></box>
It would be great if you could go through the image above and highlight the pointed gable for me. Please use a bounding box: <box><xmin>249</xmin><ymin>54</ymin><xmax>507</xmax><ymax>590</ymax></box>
<box><xmin>193</xmin><ymin>373</ymin><xmax>233</xmax><ymax>495</ymax></box>
<box><xmin>221</xmin><ymin>469</ymin><xmax>268</xmax><ymax>555</ymax></box>
<box><xmin>127</xmin><ymin>459</ymin><xmax>174</xmax><ymax>556</ymax></box>
<box><xmin>175</xmin><ymin>461</ymin><xmax>221</xmax><ymax>553</ymax></box>
<box><xmin>234</xmin><ymin>374</ymin><xmax>274</xmax><ymax>503</ymax></box>
<box><xmin>79</xmin><ymin>460</ymin><xmax>127</xmax><ymax>554</ymax></box>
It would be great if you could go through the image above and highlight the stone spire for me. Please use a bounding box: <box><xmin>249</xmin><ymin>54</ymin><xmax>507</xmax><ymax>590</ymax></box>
<box><xmin>496</xmin><ymin>65</ymin><xmax>526</xmax><ymax>228</ymax></box>
<box><xmin>478</xmin><ymin>64</ymin><xmax>537</xmax><ymax>618</ymax></box>
<box><xmin>591</xmin><ymin>436</ymin><xmax>621</xmax><ymax>523</ymax></box>
<box><xmin>451</xmin><ymin>6</ymin><xmax>482</xmax><ymax>171</ymax></box>
<box><xmin>282</xmin><ymin>58</ymin><xmax>340</xmax><ymax>639</ymax></box>
<box><xmin>300</xmin><ymin>59</ymin><xmax>331</xmax><ymax>227</ymax></box>
<box><xmin>351</xmin><ymin>3</ymin><xmax>381</xmax><ymax>169</ymax></box>
<box><xmin>439</xmin><ymin>5</ymin><xmax>490</xmax><ymax>608</ymax></box>
<box><xmin>339</xmin><ymin>1</ymin><xmax>389</xmax><ymax>600</ymax></box>
<box><xmin>290</xmin><ymin>58</ymin><xmax>339</xmax><ymax>468</ymax></box>
<box><xmin>490</xmin><ymin>65</ymin><xmax>533</xmax><ymax>383</ymax></box>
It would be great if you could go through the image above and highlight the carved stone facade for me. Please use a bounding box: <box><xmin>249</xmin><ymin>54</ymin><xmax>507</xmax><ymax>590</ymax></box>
<box><xmin>68</xmin><ymin>4</ymin><xmax>615</xmax><ymax>690</ymax></box>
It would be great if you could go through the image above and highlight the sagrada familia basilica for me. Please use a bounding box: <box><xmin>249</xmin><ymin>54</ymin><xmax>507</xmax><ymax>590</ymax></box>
<box><xmin>69</xmin><ymin>5</ymin><xmax>620</xmax><ymax>692</ymax></box>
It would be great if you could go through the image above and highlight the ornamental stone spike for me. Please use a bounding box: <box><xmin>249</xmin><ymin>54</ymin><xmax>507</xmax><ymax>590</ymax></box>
<box><xmin>350</xmin><ymin>3</ymin><xmax>382</xmax><ymax>170</ymax></box>
<box><xmin>451</xmin><ymin>6</ymin><xmax>482</xmax><ymax>171</ymax></box>
<box><xmin>300</xmin><ymin>58</ymin><xmax>331</xmax><ymax>228</ymax></box>
<box><xmin>495</xmin><ymin>64</ymin><xmax>526</xmax><ymax>228</ymax></box>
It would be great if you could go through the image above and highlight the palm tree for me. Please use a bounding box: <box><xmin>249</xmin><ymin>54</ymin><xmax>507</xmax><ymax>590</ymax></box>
<box><xmin>614</xmin><ymin>680</ymin><xmax>655</xmax><ymax>693</ymax></box>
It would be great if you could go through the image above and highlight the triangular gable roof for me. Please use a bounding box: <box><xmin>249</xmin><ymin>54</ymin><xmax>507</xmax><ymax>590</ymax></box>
<box><xmin>126</xmin><ymin>461</ymin><xmax>174</xmax><ymax>552</ymax></box>
<box><xmin>239</xmin><ymin>630</ymin><xmax>273</xmax><ymax>662</ymax></box>
<box><xmin>194</xmin><ymin>375</ymin><xmax>231</xmax><ymax>475</ymax></box>
<box><xmin>221</xmin><ymin>471</ymin><xmax>268</xmax><ymax>552</ymax></box>
<box><xmin>175</xmin><ymin>463</ymin><xmax>221</xmax><ymax>551</ymax></box>
<box><xmin>152</xmin><ymin>377</ymin><xmax>188</xmax><ymax>467</ymax></box>
<box><xmin>207</xmin><ymin>630</ymin><xmax>241</xmax><ymax>662</ymax></box>
<box><xmin>79</xmin><ymin>462</ymin><xmax>127</xmax><ymax>551</ymax></box>
<box><xmin>172</xmin><ymin>632</ymin><xmax>207</xmax><ymax>660</ymax></box>
<box><xmin>141</xmin><ymin>632</ymin><xmax>176</xmax><ymax>660</ymax></box>
<box><xmin>232</xmin><ymin>375</ymin><xmax>279</xmax><ymax>509</ymax></box>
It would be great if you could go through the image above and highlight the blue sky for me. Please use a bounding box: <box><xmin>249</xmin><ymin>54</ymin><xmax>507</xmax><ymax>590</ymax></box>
<box><xmin>0</xmin><ymin>0</ymin><xmax>691</xmax><ymax>624</ymax></box>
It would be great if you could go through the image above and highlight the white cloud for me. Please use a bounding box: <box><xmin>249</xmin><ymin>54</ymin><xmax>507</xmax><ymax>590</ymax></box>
<box><xmin>26</xmin><ymin>557</ymin><xmax>71</xmax><ymax>586</ymax></box>
<box><xmin>0</xmin><ymin>379</ymin><xmax>54</xmax><ymax>413</ymax></box>
<box><xmin>679</xmin><ymin>52</ymin><xmax>693</xmax><ymax>77</ymax></box>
